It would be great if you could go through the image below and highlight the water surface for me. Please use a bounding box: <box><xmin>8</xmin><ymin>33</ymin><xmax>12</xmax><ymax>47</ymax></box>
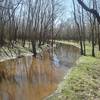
<box><xmin>0</xmin><ymin>44</ymin><xmax>80</xmax><ymax>100</ymax></box>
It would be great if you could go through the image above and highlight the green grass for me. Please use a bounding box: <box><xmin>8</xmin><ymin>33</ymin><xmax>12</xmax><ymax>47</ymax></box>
<box><xmin>47</xmin><ymin>43</ymin><xmax>100</xmax><ymax>100</ymax></box>
<box><xmin>54</xmin><ymin>40</ymin><xmax>80</xmax><ymax>48</ymax></box>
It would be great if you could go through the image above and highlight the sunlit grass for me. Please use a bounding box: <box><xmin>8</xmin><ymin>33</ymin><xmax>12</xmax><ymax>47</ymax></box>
<box><xmin>54</xmin><ymin>40</ymin><xmax>80</xmax><ymax>48</ymax></box>
<box><xmin>47</xmin><ymin>42</ymin><xmax>100</xmax><ymax>100</ymax></box>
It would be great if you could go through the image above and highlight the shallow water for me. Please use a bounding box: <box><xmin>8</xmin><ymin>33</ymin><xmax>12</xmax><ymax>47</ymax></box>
<box><xmin>0</xmin><ymin>44</ymin><xmax>80</xmax><ymax>100</ymax></box>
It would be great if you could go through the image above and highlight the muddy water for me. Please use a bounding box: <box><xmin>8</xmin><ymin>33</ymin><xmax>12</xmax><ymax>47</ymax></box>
<box><xmin>0</xmin><ymin>44</ymin><xmax>80</xmax><ymax>100</ymax></box>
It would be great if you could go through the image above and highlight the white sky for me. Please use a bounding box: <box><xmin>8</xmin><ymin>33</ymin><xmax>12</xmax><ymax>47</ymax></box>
<box><xmin>62</xmin><ymin>0</ymin><xmax>73</xmax><ymax>20</ymax></box>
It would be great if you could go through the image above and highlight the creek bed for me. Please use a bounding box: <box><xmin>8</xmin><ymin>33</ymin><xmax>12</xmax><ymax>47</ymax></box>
<box><xmin>0</xmin><ymin>44</ymin><xmax>80</xmax><ymax>100</ymax></box>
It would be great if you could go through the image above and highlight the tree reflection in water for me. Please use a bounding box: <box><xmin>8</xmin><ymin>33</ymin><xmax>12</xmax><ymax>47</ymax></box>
<box><xmin>0</xmin><ymin>44</ymin><xmax>80</xmax><ymax>100</ymax></box>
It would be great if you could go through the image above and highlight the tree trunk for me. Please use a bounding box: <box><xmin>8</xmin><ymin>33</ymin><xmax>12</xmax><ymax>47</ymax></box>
<box><xmin>31</xmin><ymin>40</ymin><xmax>37</xmax><ymax>57</ymax></box>
<box><xmin>92</xmin><ymin>28</ymin><xmax>95</xmax><ymax>57</ymax></box>
<box><xmin>98</xmin><ymin>24</ymin><xmax>100</xmax><ymax>51</ymax></box>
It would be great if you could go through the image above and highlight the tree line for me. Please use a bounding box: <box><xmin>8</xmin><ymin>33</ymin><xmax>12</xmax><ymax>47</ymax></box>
<box><xmin>55</xmin><ymin>0</ymin><xmax>100</xmax><ymax>57</ymax></box>
<box><xmin>0</xmin><ymin>0</ymin><xmax>100</xmax><ymax>57</ymax></box>
<box><xmin>0</xmin><ymin>0</ymin><xmax>62</xmax><ymax>57</ymax></box>
<box><xmin>74</xmin><ymin>0</ymin><xmax>100</xmax><ymax>57</ymax></box>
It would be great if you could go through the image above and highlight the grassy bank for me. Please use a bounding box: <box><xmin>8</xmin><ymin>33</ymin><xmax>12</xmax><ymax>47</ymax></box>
<box><xmin>0</xmin><ymin>45</ymin><xmax>32</xmax><ymax>62</ymax></box>
<box><xmin>47</xmin><ymin>43</ymin><xmax>100</xmax><ymax>100</ymax></box>
<box><xmin>0</xmin><ymin>43</ymin><xmax>49</xmax><ymax>62</ymax></box>
<box><xmin>54</xmin><ymin>40</ymin><xmax>80</xmax><ymax>48</ymax></box>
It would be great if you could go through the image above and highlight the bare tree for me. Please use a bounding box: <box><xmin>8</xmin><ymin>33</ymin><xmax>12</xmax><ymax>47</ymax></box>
<box><xmin>73</xmin><ymin>0</ymin><xmax>84</xmax><ymax>55</ymax></box>
<box><xmin>77</xmin><ymin>0</ymin><xmax>100</xmax><ymax>24</ymax></box>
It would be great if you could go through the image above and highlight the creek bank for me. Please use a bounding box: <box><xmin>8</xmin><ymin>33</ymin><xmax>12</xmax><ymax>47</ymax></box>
<box><xmin>0</xmin><ymin>43</ymin><xmax>52</xmax><ymax>62</ymax></box>
<box><xmin>54</xmin><ymin>40</ymin><xmax>80</xmax><ymax>48</ymax></box>
<box><xmin>46</xmin><ymin>43</ymin><xmax>100</xmax><ymax>100</ymax></box>
<box><xmin>0</xmin><ymin>40</ymin><xmax>79</xmax><ymax>62</ymax></box>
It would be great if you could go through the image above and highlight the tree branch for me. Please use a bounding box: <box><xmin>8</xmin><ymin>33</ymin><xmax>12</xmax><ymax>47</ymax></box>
<box><xmin>77</xmin><ymin>0</ymin><xmax>100</xmax><ymax>24</ymax></box>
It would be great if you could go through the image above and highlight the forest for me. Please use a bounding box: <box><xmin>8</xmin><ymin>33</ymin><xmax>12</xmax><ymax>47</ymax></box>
<box><xmin>0</xmin><ymin>0</ymin><xmax>100</xmax><ymax>57</ymax></box>
<box><xmin>0</xmin><ymin>0</ymin><xmax>100</xmax><ymax>100</ymax></box>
